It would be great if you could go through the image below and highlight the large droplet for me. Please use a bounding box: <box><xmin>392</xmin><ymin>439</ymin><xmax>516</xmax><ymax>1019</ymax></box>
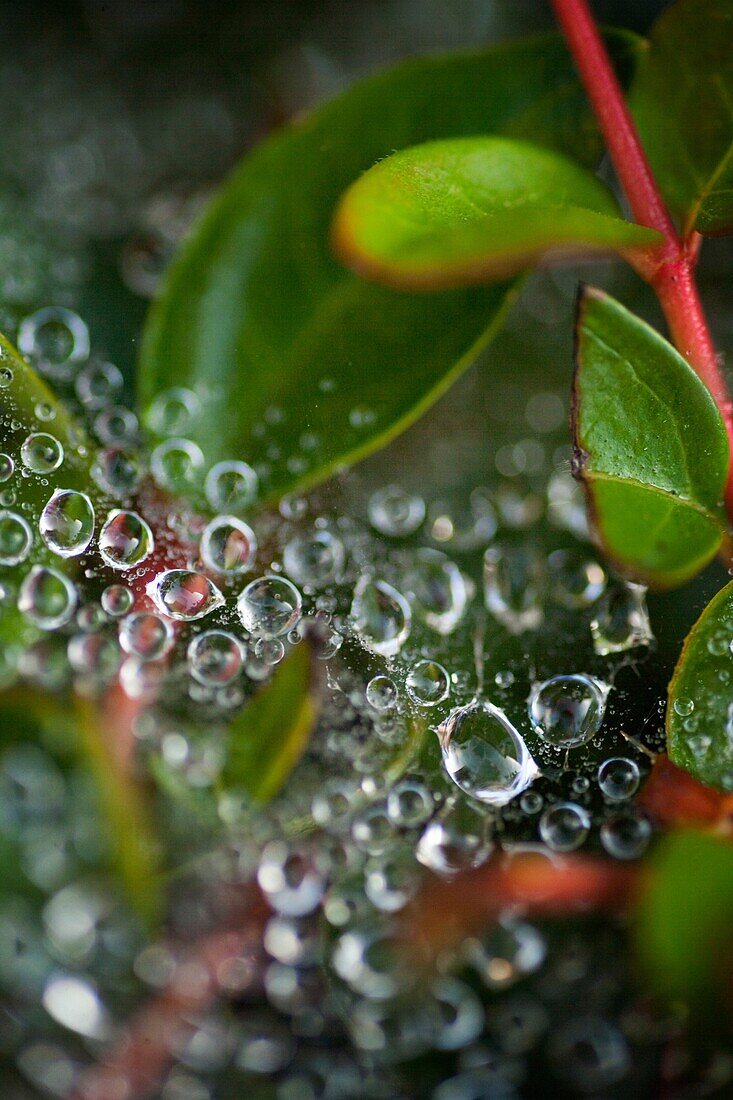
<box><xmin>98</xmin><ymin>510</ymin><xmax>154</xmax><ymax>570</ymax></box>
<box><xmin>147</xmin><ymin>569</ymin><xmax>224</xmax><ymax>621</ymax></box>
<box><xmin>528</xmin><ymin>674</ymin><xmax>608</xmax><ymax>748</ymax></box>
<box><xmin>18</xmin><ymin>566</ymin><xmax>77</xmax><ymax>629</ymax></box>
<box><xmin>438</xmin><ymin>701</ymin><xmax>537</xmax><ymax>806</ymax></box>
<box><xmin>590</xmin><ymin>582</ymin><xmax>653</xmax><ymax>655</ymax></box>
<box><xmin>21</xmin><ymin>432</ymin><xmax>64</xmax><ymax>474</ymax></box>
<box><xmin>0</xmin><ymin>510</ymin><xmax>33</xmax><ymax>565</ymax></box>
<box><xmin>39</xmin><ymin>489</ymin><xmax>95</xmax><ymax>557</ymax></box>
<box><xmin>187</xmin><ymin>630</ymin><xmax>244</xmax><ymax>685</ymax></box>
<box><xmin>200</xmin><ymin>515</ymin><xmax>256</xmax><ymax>575</ymax></box>
<box><xmin>237</xmin><ymin>575</ymin><xmax>302</xmax><ymax>637</ymax></box>
<box><xmin>405</xmin><ymin>548</ymin><xmax>468</xmax><ymax>635</ymax></box>
<box><xmin>483</xmin><ymin>544</ymin><xmax>545</xmax><ymax>634</ymax></box>
<box><xmin>350</xmin><ymin>577</ymin><xmax>411</xmax><ymax>657</ymax></box>
<box><xmin>204</xmin><ymin>459</ymin><xmax>258</xmax><ymax>511</ymax></box>
<box><xmin>406</xmin><ymin>659</ymin><xmax>450</xmax><ymax>707</ymax></box>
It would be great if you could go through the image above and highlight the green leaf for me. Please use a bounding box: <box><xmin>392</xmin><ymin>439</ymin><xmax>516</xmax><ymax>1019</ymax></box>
<box><xmin>572</xmin><ymin>287</ymin><xmax>728</xmax><ymax>588</ymax></box>
<box><xmin>667</xmin><ymin>578</ymin><xmax>733</xmax><ymax>788</ymax></box>
<box><xmin>632</xmin><ymin>0</ymin><xmax>733</xmax><ymax>236</ymax></box>
<box><xmin>139</xmin><ymin>31</ymin><xmax>642</xmax><ymax>503</ymax></box>
<box><xmin>637</xmin><ymin>830</ymin><xmax>733</xmax><ymax>1010</ymax></box>
<box><xmin>333</xmin><ymin>136</ymin><xmax>659</xmax><ymax>290</ymax></box>
<box><xmin>222</xmin><ymin>638</ymin><xmax>321</xmax><ymax>803</ymax></box>
<box><xmin>0</xmin><ymin>333</ymin><xmax>98</xmax><ymax>673</ymax></box>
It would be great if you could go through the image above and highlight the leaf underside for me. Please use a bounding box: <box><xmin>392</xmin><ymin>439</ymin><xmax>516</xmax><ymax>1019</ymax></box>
<box><xmin>139</xmin><ymin>31</ymin><xmax>642</xmax><ymax>503</ymax></box>
<box><xmin>572</xmin><ymin>287</ymin><xmax>728</xmax><ymax>588</ymax></box>
<box><xmin>667</xmin><ymin>579</ymin><xmax>733</xmax><ymax>789</ymax></box>
<box><xmin>333</xmin><ymin>135</ymin><xmax>659</xmax><ymax>289</ymax></box>
<box><xmin>631</xmin><ymin>0</ymin><xmax>733</xmax><ymax>236</ymax></box>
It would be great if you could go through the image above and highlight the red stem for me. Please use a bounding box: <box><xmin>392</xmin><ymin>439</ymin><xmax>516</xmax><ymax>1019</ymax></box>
<box><xmin>551</xmin><ymin>0</ymin><xmax>733</xmax><ymax>517</ymax></box>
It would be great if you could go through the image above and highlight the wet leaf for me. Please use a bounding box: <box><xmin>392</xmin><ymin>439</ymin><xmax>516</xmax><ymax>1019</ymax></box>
<box><xmin>333</xmin><ymin>136</ymin><xmax>659</xmax><ymax>290</ymax></box>
<box><xmin>637</xmin><ymin>831</ymin><xmax>733</xmax><ymax>1010</ymax></box>
<box><xmin>632</xmin><ymin>0</ymin><xmax>733</xmax><ymax>236</ymax></box>
<box><xmin>139</xmin><ymin>31</ymin><xmax>642</xmax><ymax>503</ymax></box>
<box><xmin>222</xmin><ymin>638</ymin><xmax>321</xmax><ymax>803</ymax></box>
<box><xmin>572</xmin><ymin>287</ymin><xmax>728</xmax><ymax>588</ymax></box>
<box><xmin>667</xmin><ymin>579</ymin><xmax>733</xmax><ymax>789</ymax></box>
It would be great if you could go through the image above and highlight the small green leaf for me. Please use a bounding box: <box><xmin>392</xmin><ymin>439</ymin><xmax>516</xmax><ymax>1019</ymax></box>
<box><xmin>333</xmin><ymin>136</ymin><xmax>659</xmax><ymax>289</ymax></box>
<box><xmin>222</xmin><ymin>639</ymin><xmax>321</xmax><ymax>803</ymax></box>
<box><xmin>667</xmin><ymin>579</ymin><xmax>733</xmax><ymax>788</ymax></box>
<box><xmin>632</xmin><ymin>0</ymin><xmax>733</xmax><ymax>236</ymax></box>
<box><xmin>637</xmin><ymin>830</ymin><xmax>733</xmax><ymax>1010</ymax></box>
<box><xmin>572</xmin><ymin>287</ymin><xmax>728</xmax><ymax>588</ymax></box>
<box><xmin>139</xmin><ymin>31</ymin><xmax>642</xmax><ymax>503</ymax></box>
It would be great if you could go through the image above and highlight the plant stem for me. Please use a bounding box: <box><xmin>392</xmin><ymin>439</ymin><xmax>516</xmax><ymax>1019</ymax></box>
<box><xmin>551</xmin><ymin>0</ymin><xmax>733</xmax><ymax>517</ymax></box>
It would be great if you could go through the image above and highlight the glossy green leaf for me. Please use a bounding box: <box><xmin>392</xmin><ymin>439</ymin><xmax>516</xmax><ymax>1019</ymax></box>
<box><xmin>667</xmin><ymin>578</ymin><xmax>733</xmax><ymax>787</ymax></box>
<box><xmin>637</xmin><ymin>830</ymin><xmax>733</xmax><ymax>1008</ymax></box>
<box><xmin>0</xmin><ymin>333</ymin><xmax>98</xmax><ymax>673</ymax></box>
<box><xmin>333</xmin><ymin>136</ymin><xmax>659</xmax><ymax>289</ymax></box>
<box><xmin>632</xmin><ymin>0</ymin><xmax>733</xmax><ymax>236</ymax></box>
<box><xmin>140</xmin><ymin>31</ymin><xmax>642</xmax><ymax>503</ymax></box>
<box><xmin>572</xmin><ymin>287</ymin><xmax>728</xmax><ymax>588</ymax></box>
<box><xmin>222</xmin><ymin>638</ymin><xmax>321</xmax><ymax>803</ymax></box>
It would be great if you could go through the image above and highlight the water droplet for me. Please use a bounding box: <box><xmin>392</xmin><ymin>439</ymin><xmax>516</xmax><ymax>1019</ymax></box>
<box><xmin>92</xmin><ymin>446</ymin><xmax>142</xmax><ymax>496</ymax></box>
<box><xmin>673</xmin><ymin>696</ymin><xmax>694</xmax><ymax>717</ymax></box>
<box><xmin>39</xmin><ymin>489</ymin><xmax>94</xmax><ymax>557</ymax></box>
<box><xmin>0</xmin><ymin>454</ymin><xmax>14</xmax><ymax>482</ymax></box>
<box><xmin>237</xmin><ymin>575</ymin><xmax>302</xmax><ymax>637</ymax></box>
<box><xmin>75</xmin><ymin>361</ymin><xmax>123</xmax><ymax>409</ymax></box>
<box><xmin>283</xmin><ymin>529</ymin><xmax>345</xmax><ymax>587</ymax></box>
<box><xmin>548</xmin><ymin>549</ymin><xmax>606</xmax><ymax>608</ymax></box>
<box><xmin>368</xmin><ymin>485</ymin><xmax>425</xmax><ymax>537</ymax></box>
<box><xmin>18</xmin><ymin>307</ymin><xmax>89</xmax><ymax>379</ymax></box>
<box><xmin>366</xmin><ymin>675</ymin><xmax>398</xmax><ymax>711</ymax></box>
<box><xmin>351</xmin><ymin>577</ymin><xmax>411</xmax><ymax>657</ymax></box>
<box><xmin>483</xmin><ymin>544</ymin><xmax>545</xmax><ymax>633</ymax></box>
<box><xmin>42</xmin><ymin>974</ymin><xmax>109</xmax><ymax>1040</ymax></box>
<box><xmin>405</xmin><ymin>548</ymin><xmax>468</xmax><ymax>635</ymax></box>
<box><xmin>528</xmin><ymin>674</ymin><xmax>608</xmax><ymax>748</ymax></box>
<box><xmin>439</xmin><ymin>701</ymin><xmax>537</xmax><ymax>806</ymax></box>
<box><xmin>0</xmin><ymin>510</ymin><xmax>33</xmax><ymax>565</ymax></box>
<box><xmin>188</xmin><ymin>630</ymin><xmax>244</xmax><ymax>685</ymax></box>
<box><xmin>465</xmin><ymin>916</ymin><xmax>546</xmax><ymax>989</ymax></box>
<box><xmin>119</xmin><ymin>612</ymin><xmax>174</xmax><ymax>660</ymax></box>
<box><xmin>200</xmin><ymin>515</ymin><xmax>256</xmax><ymax>575</ymax></box>
<box><xmin>386</xmin><ymin>779</ymin><xmax>433</xmax><ymax>828</ymax></box>
<box><xmin>600</xmin><ymin>812</ymin><xmax>651</xmax><ymax>859</ymax></box>
<box><xmin>101</xmin><ymin>584</ymin><xmax>133</xmax><ymax>617</ymax></box>
<box><xmin>150</xmin><ymin>437</ymin><xmax>205</xmax><ymax>491</ymax></box>
<box><xmin>98</xmin><ymin>510</ymin><xmax>153</xmax><ymax>569</ymax></box>
<box><xmin>539</xmin><ymin>801</ymin><xmax>590</xmax><ymax>851</ymax></box>
<box><xmin>146</xmin><ymin>387</ymin><xmax>201</xmax><ymax>436</ymax></box>
<box><xmin>93</xmin><ymin>405</ymin><xmax>139</xmax><ymax>445</ymax></box>
<box><xmin>687</xmin><ymin>733</ymin><xmax>712</xmax><ymax>758</ymax></box>
<box><xmin>258</xmin><ymin>842</ymin><xmax>323</xmax><ymax>917</ymax></box>
<box><xmin>147</xmin><ymin>569</ymin><xmax>224</xmax><ymax>621</ymax></box>
<box><xmin>204</xmin><ymin>459</ymin><xmax>258</xmax><ymax>511</ymax></box>
<box><xmin>18</xmin><ymin>566</ymin><xmax>77</xmax><ymax>629</ymax></box>
<box><xmin>597</xmin><ymin>757</ymin><xmax>640</xmax><ymax>801</ymax></box>
<box><xmin>590</xmin><ymin>582</ymin><xmax>653</xmax><ymax>655</ymax></box>
<box><xmin>253</xmin><ymin>636</ymin><xmax>285</xmax><ymax>665</ymax></box>
<box><xmin>21</xmin><ymin>432</ymin><xmax>64</xmax><ymax>473</ymax></box>
<box><xmin>549</xmin><ymin>1017</ymin><xmax>630</xmax><ymax>1091</ymax></box>
<box><xmin>406</xmin><ymin>659</ymin><xmax>450</xmax><ymax>707</ymax></box>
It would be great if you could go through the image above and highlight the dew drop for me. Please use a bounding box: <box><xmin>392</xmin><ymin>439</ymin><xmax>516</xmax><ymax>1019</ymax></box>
<box><xmin>204</xmin><ymin>459</ymin><xmax>258</xmax><ymax>511</ymax></box>
<box><xmin>406</xmin><ymin>659</ymin><xmax>450</xmax><ymax>707</ymax></box>
<box><xmin>282</xmin><ymin>529</ymin><xmax>345</xmax><ymax>587</ymax></box>
<box><xmin>147</xmin><ymin>568</ymin><xmax>224</xmax><ymax>621</ymax></box>
<box><xmin>18</xmin><ymin>307</ymin><xmax>90</xmax><ymax>378</ymax></box>
<box><xmin>597</xmin><ymin>757</ymin><xmax>640</xmax><ymax>801</ymax></box>
<box><xmin>483</xmin><ymin>544</ymin><xmax>545</xmax><ymax>634</ymax></box>
<box><xmin>404</xmin><ymin>548</ymin><xmax>468</xmax><ymax>635</ymax></box>
<box><xmin>200</xmin><ymin>515</ymin><xmax>256</xmax><ymax>574</ymax></box>
<box><xmin>438</xmin><ymin>701</ymin><xmax>537</xmax><ymax>806</ymax></box>
<box><xmin>368</xmin><ymin>485</ymin><xmax>425</xmax><ymax>537</ymax></box>
<box><xmin>600</xmin><ymin>812</ymin><xmax>651</xmax><ymax>860</ymax></box>
<box><xmin>98</xmin><ymin>510</ymin><xmax>153</xmax><ymax>570</ymax></box>
<box><xmin>18</xmin><ymin>566</ymin><xmax>77</xmax><ymax>629</ymax></box>
<box><xmin>187</xmin><ymin>630</ymin><xmax>244</xmax><ymax>685</ymax></box>
<box><xmin>237</xmin><ymin>575</ymin><xmax>302</xmax><ymax>638</ymax></box>
<box><xmin>539</xmin><ymin>801</ymin><xmax>590</xmax><ymax>851</ymax></box>
<box><xmin>101</xmin><ymin>584</ymin><xmax>133</xmax><ymax>617</ymax></box>
<box><xmin>350</xmin><ymin>577</ymin><xmax>411</xmax><ymax>657</ymax></box>
<box><xmin>590</xmin><ymin>582</ymin><xmax>653</xmax><ymax>655</ymax></box>
<box><xmin>146</xmin><ymin>387</ymin><xmax>201</xmax><ymax>436</ymax></box>
<box><xmin>672</xmin><ymin>696</ymin><xmax>694</xmax><ymax>717</ymax></box>
<box><xmin>528</xmin><ymin>674</ymin><xmax>608</xmax><ymax>748</ymax></box>
<box><xmin>21</xmin><ymin>433</ymin><xmax>64</xmax><ymax>474</ymax></box>
<box><xmin>39</xmin><ymin>489</ymin><xmax>94</xmax><ymax>557</ymax></box>
<box><xmin>366</xmin><ymin>675</ymin><xmax>398</xmax><ymax>711</ymax></box>
<box><xmin>119</xmin><ymin>612</ymin><xmax>174</xmax><ymax>660</ymax></box>
<box><xmin>150</xmin><ymin>437</ymin><xmax>205</xmax><ymax>491</ymax></box>
<box><xmin>0</xmin><ymin>454</ymin><xmax>15</xmax><ymax>482</ymax></box>
<box><xmin>0</xmin><ymin>510</ymin><xmax>33</xmax><ymax>565</ymax></box>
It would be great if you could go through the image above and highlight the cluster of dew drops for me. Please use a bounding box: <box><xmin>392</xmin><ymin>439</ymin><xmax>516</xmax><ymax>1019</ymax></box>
<box><xmin>0</xmin><ymin>304</ymin><xmax>675</xmax><ymax>1100</ymax></box>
